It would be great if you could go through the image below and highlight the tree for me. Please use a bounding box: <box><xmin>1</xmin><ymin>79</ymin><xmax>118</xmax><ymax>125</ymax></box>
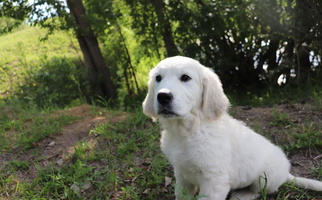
<box><xmin>0</xmin><ymin>0</ymin><xmax>30</xmax><ymax>33</ymax></box>
<box><xmin>1</xmin><ymin>0</ymin><xmax>116</xmax><ymax>99</ymax></box>
<box><xmin>66</xmin><ymin>0</ymin><xmax>116</xmax><ymax>99</ymax></box>
<box><xmin>2</xmin><ymin>0</ymin><xmax>322</xmax><ymax>100</ymax></box>
<box><xmin>150</xmin><ymin>0</ymin><xmax>179</xmax><ymax>57</ymax></box>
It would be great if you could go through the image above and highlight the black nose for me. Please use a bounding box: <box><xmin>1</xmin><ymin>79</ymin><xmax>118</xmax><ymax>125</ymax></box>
<box><xmin>157</xmin><ymin>92</ymin><xmax>173</xmax><ymax>105</ymax></box>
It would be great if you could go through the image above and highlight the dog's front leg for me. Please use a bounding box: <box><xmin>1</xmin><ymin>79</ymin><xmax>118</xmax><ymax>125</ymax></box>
<box><xmin>174</xmin><ymin>169</ymin><xmax>198</xmax><ymax>200</ymax></box>
<box><xmin>198</xmin><ymin>179</ymin><xmax>230</xmax><ymax>200</ymax></box>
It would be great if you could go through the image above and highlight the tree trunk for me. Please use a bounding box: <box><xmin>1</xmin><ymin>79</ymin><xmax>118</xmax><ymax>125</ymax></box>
<box><xmin>150</xmin><ymin>0</ymin><xmax>179</xmax><ymax>57</ymax></box>
<box><xmin>66</xmin><ymin>0</ymin><xmax>116</xmax><ymax>99</ymax></box>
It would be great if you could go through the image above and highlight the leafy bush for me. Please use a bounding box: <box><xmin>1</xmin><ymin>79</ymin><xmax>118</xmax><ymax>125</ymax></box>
<box><xmin>14</xmin><ymin>58</ymin><xmax>89</xmax><ymax>107</ymax></box>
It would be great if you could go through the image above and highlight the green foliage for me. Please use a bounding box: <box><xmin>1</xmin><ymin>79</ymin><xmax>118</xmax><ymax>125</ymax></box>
<box><xmin>0</xmin><ymin>17</ymin><xmax>22</xmax><ymax>34</ymax></box>
<box><xmin>259</xmin><ymin>173</ymin><xmax>268</xmax><ymax>200</ymax></box>
<box><xmin>228</xmin><ymin>82</ymin><xmax>322</xmax><ymax>107</ymax></box>
<box><xmin>14</xmin><ymin>57</ymin><xmax>89</xmax><ymax>108</ymax></box>
<box><xmin>174</xmin><ymin>184</ymin><xmax>206</xmax><ymax>200</ymax></box>
<box><xmin>2</xmin><ymin>0</ymin><xmax>322</xmax><ymax>107</ymax></box>
<box><xmin>0</xmin><ymin>25</ymin><xmax>83</xmax><ymax>107</ymax></box>
<box><xmin>24</xmin><ymin>160</ymin><xmax>94</xmax><ymax>199</ymax></box>
<box><xmin>7</xmin><ymin>160</ymin><xmax>30</xmax><ymax>171</ymax></box>
<box><xmin>89</xmin><ymin>111</ymin><xmax>172</xmax><ymax>199</ymax></box>
<box><xmin>270</xmin><ymin>110</ymin><xmax>291</xmax><ymax>127</ymax></box>
<box><xmin>285</xmin><ymin>123</ymin><xmax>322</xmax><ymax>152</ymax></box>
<box><xmin>311</xmin><ymin>164</ymin><xmax>322</xmax><ymax>179</ymax></box>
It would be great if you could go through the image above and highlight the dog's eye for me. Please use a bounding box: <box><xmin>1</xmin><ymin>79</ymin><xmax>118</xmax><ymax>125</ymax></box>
<box><xmin>180</xmin><ymin>74</ymin><xmax>191</xmax><ymax>82</ymax></box>
<box><xmin>156</xmin><ymin>75</ymin><xmax>162</xmax><ymax>82</ymax></box>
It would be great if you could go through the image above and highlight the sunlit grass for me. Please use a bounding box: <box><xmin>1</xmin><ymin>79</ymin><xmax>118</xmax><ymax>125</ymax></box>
<box><xmin>0</xmin><ymin>25</ymin><xmax>80</xmax><ymax>95</ymax></box>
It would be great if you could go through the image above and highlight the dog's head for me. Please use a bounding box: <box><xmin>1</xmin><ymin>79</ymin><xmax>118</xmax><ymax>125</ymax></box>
<box><xmin>142</xmin><ymin>56</ymin><xmax>230</xmax><ymax>121</ymax></box>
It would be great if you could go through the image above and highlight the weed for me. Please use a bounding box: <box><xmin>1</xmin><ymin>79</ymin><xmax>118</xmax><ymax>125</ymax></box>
<box><xmin>258</xmin><ymin>173</ymin><xmax>268</xmax><ymax>200</ymax></box>
<box><xmin>7</xmin><ymin>160</ymin><xmax>30</xmax><ymax>171</ymax></box>
<box><xmin>228</xmin><ymin>81</ymin><xmax>322</xmax><ymax>107</ymax></box>
<box><xmin>284</xmin><ymin>122</ymin><xmax>322</xmax><ymax>152</ymax></box>
<box><xmin>73</xmin><ymin>141</ymin><xmax>96</xmax><ymax>161</ymax></box>
<box><xmin>23</xmin><ymin>160</ymin><xmax>94</xmax><ymax>199</ymax></box>
<box><xmin>273</xmin><ymin>180</ymin><xmax>322</xmax><ymax>200</ymax></box>
<box><xmin>0</xmin><ymin>174</ymin><xmax>21</xmax><ymax>199</ymax></box>
<box><xmin>19</xmin><ymin>114</ymin><xmax>79</xmax><ymax>150</ymax></box>
<box><xmin>310</xmin><ymin>162</ymin><xmax>322</xmax><ymax>179</ymax></box>
<box><xmin>173</xmin><ymin>184</ymin><xmax>207</xmax><ymax>200</ymax></box>
<box><xmin>270</xmin><ymin>109</ymin><xmax>291</xmax><ymax>127</ymax></box>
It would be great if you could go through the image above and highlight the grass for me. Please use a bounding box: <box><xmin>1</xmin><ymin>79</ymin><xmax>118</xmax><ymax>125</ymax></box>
<box><xmin>1</xmin><ymin>100</ymin><xmax>321</xmax><ymax>200</ymax></box>
<box><xmin>0</xmin><ymin>102</ymin><xmax>174</xmax><ymax>199</ymax></box>
<box><xmin>0</xmin><ymin>25</ymin><xmax>80</xmax><ymax>96</ymax></box>
<box><xmin>0</xmin><ymin>101</ymin><xmax>79</xmax><ymax>152</ymax></box>
<box><xmin>270</xmin><ymin>109</ymin><xmax>291</xmax><ymax>126</ymax></box>
<box><xmin>284</xmin><ymin>122</ymin><xmax>322</xmax><ymax>153</ymax></box>
<box><xmin>267</xmin><ymin>107</ymin><xmax>322</xmax><ymax>153</ymax></box>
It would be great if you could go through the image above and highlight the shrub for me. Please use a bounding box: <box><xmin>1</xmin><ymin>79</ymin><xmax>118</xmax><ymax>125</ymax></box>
<box><xmin>14</xmin><ymin>57</ymin><xmax>89</xmax><ymax>107</ymax></box>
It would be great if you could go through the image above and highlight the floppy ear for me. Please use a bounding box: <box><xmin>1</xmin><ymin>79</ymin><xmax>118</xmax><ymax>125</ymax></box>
<box><xmin>142</xmin><ymin>76</ymin><xmax>157</xmax><ymax>121</ymax></box>
<box><xmin>201</xmin><ymin>68</ymin><xmax>230</xmax><ymax>120</ymax></box>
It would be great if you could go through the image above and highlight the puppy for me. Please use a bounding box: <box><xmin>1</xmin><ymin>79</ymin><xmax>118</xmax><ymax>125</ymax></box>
<box><xmin>142</xmin><ymin>56</ymin><xmax>322</xmax><ymax>200</ymax></box>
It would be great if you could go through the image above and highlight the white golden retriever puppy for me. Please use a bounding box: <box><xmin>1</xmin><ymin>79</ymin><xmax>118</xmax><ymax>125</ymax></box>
<box><xmin>142</xmin><ymin>56</ymin><xmax>322</xmax><ymax>200</ymax></box>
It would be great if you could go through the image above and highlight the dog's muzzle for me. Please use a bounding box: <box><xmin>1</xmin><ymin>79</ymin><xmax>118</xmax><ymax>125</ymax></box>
<box><xmin>157</xmin><ymin>91</ymin><xmax>177</xmax><ymax>117</ymax></box>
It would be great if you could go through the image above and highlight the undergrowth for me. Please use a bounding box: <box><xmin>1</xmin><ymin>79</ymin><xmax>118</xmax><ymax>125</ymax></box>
<box><xmin>14</xmin><ymin>57</ymin><xmax>89</xmax><ymax>108</ymax></box>
<box><xmin>228</xmin><ymin>82</ymin><xmax>322</xmax><ymax>107</ymax></box>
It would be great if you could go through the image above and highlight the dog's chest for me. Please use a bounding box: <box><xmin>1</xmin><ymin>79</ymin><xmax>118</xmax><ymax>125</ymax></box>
<box><xmin>161</xmin><ymin>132</ymin><xmax>204</xmax><ymax>176</ymax></box>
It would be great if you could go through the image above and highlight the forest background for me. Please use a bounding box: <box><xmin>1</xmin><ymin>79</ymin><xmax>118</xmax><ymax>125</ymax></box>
<box><xmin>1</xmin><ymin>0</ymin><xmax>322</xmax><ymax>107</ymax></box>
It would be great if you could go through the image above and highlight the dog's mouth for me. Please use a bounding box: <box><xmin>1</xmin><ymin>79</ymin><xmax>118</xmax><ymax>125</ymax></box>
<box><xmin>158</xmin><ymin>109</ymin><xmax>178</xmax><ymax>118</ymax></box>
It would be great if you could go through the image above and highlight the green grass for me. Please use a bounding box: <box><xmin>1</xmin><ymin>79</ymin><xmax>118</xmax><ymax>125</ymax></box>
<box><xmin>0</xmin><ymin>101</ymin><xmax>79</xmax><ymax>152</ymax></box>
<box><xmin>284</xmin><ymin>122</ymin><xmax>322</xmax><ymax>152</ymax></box>
<box><xmin>0</xmin><ymin>25</ymin><xmax>88</xmax><ymax>107</ymax></box>
<box><xmin>266</xmin><ymin>108</ymin><xmax>322</xmax><ymax>153</ymax></box>
<box><xmin>269</xmin><ymin>109</ymin><xmax>291</xmax><ymax>127</ymax></box>
<box><xmin>0</xmin><ymin>104</ymin><xmax>174</xmax><ymax>199</ymax></box>
<box><xmin>1</xmin><ymin>101</ymin><xmax>321</xmax><ymax>200</ymax></box>
<box><xmin>0</xmin><ymin>25</ymin><xmax>80</xmax><ymax>95</ymax></box>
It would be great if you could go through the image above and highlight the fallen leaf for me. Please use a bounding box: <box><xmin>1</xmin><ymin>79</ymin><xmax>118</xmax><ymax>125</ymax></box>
<box><xmin>142</xmin><ymin>189</ymin><xmax>149</xmax><ymax>194</ymax></box>
<box><xmin>70</xmin><ymin>183</ymin><xmax>80</xmax><ymax>193</ymax></box>
<box><xmin>165</xmin><ymin>176</ymin><xmax>172</xmax><ymax>187</ymax></box>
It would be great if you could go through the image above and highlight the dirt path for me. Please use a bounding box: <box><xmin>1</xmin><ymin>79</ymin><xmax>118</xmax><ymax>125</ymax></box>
<box><xmin>0</xmin><ymin>104</ymin><xmax>127</xmax><ymax>181</ymax></box>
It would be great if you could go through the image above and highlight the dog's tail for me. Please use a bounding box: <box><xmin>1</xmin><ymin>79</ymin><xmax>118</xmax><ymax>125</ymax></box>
<box><xmin>288</xmin><ymin>174</ymin><xmax>322</xmax><ymax>191</ymax></box>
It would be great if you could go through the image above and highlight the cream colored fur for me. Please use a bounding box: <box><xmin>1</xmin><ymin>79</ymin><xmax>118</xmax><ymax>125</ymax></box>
<box><xmin>142</xmin><ymin>56</ymin><xmax>322</xmax><ymax>200</ymax></box>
